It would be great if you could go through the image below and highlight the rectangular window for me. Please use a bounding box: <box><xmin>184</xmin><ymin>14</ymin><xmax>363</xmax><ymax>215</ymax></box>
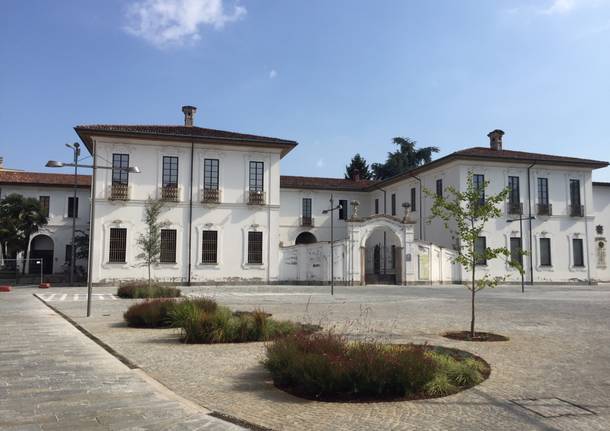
<box><xmin>201</xmin><ymin>230</ymin><xmax>218</xmax><ymax>264</ymax></box>
<box><xmin>538</xmin><ymin>178</ymin><xmax>549</xmax><ymax>205</ymax></box>
<box><xmin>248</xmin><ymin>231</ymin><xmax>263</xmax><ymax>264</ymax></box>
<box><xmin>339</xmin><ymin>199</ymin><xmax>348</xmax><ymax>220</ymax></box>
<box><xmin>475</xmin><ymin>236</ymin><xmax>487</xmax><ymax>265</ymax></box>
<box><xmin>39</xmin><ymin>196</ymin><xmax>50</xmax><ymax>217</ymax></box>
<box><xmin>65</xmin><ymin>244</ymin><xmax>73</xmax><ymax>264</ymax></box>
<box><xmin>391</xmin><ymin>194</ymin><xmax>396</xmax><ymax>216</ymax></box>
<box><xmin>112</xmin><ymin>153</ymin><xmax>129</xmax><ymax>185</ymax></box>
<box><xmin>572</xmin><ymin>238</ymin><xmax>584</xmax><ymax>267</ymax></box>
<box><xmin>302</xmin><ymin>198</ymin><xmax>312</xmax><ymax>218</ymax></box>
<box><xmin>473</xmin><ymin>174</ymin><xmax>485</xmax><ymax>206</ymax></box>
<box><xmin>249</xmin><ymin>161</ymin><xmax>264</xmax><ymax>192</ymax></box>
<box><xmin>508</xmin><ymin>176</ymin><xmax>520</xmax><ymax>209</ymax></box>
<box><xmin>204</xmin><ymin>159</ymin><xmax>219</xmax><ymax>190</ymax></box>
<box><xmin>374</xmin><ymin>198</ymin><xmax>379</xmax><ymax>214</ymax></box>
<box><xmin>510</xmin><ymin>237</ymin><xmax>522</xmax><ymax>266</ymax></box>
<box><xmin>410</xmin><ymin>188</ymin><xmax>417</xmax><ymax>211</ymax></box>
<box><xmin>109</xmin><ymin>228</ymin><xmax>127</xmax><ymax>263</ymax></box>
<box><xmin>436</xmin><ymin>179</ymin><xmax>443</xmax><ymax>197</ymax></box>
<box><xmin>570</xmin><ymin>179</ymin><xmax>581</xmax><ymax>207</ymax></box>
<box><xmin>67</xmin><ymin>197</ymin><xmax>79</xmax><ymax>218</ymax></box>
<box><xmin>540</xmin><ymin>238</ymin><xmax>552</xmax><ymax>267</ymax></box>
<box><xmin>162</xmin><ymin>156</ymin><xmax>179</xmax><ymax>187</ymax></box>
<box><xmin>160</xmin><ymin>229</ymin><xmax>177</xmax><ymax>263</ymax></box>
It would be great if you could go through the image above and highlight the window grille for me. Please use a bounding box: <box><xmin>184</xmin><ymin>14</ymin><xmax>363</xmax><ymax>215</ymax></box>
<box><xmin>160</xmin><ymin>229</ymin><xmax>177</xmax><ymax>263</ymax></box>
<box><xmin>39</xmin><ymin>196</ymin><xmax>50</xmax><ymax>217</ymax></box>
<box><xmin>201</xmin><ymin>230</ymin><xmax>218</xmax><ymax>264</ymax></box>
<box><xmin>109</xmin><ymin>228</ymin><xmax>127</xmax><ymax>263</ymax></box>
<box><xmin>248</xmin><ymin>231</ymin><xmax>263</xmax><ymax>264</ymax></box>
<box><xmin>68</xmin><ymin>197</ymin><xmax>79</xmax><ymax>218</ymax></box>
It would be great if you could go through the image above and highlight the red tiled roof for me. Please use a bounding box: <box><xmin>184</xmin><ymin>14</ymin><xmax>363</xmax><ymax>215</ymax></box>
<box><xmin>0</xmin><ymin>171</ymin><xmax>91</xmax><ymax>188</ymax></box>
<box><xmin>375</xmin><ymin>146</ymin><xmax>609</xmax><ymax>188</ymax></box>
<box><xmin>75</xmin><ymin>125</ymin><xmax>298</xmax><ymax>157</ymax></box>
<box><xmin>280</xmin><ymin>175</ymin><xmax>377</xmax><ymax>191</ymax></box>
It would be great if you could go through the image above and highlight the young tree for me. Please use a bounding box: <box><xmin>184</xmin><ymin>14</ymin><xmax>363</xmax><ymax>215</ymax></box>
<box><xmin>344</xmin><ymin>153</ymin><xmax>373</xmax><ymax>180</ymax></box>
<box><xmin>427</xmin><ymin>172</ymin><xmax>522</xmax><ymax>338</ymax></box>
<box><xmin>371</xmin><ymin>137</ymin><xmax>439</xmax><ymax>179</ymax></box>
<box><xmin>136</xmin><ymin>198</ymin><xmax>169</xmax><ymax>287</ymax></box>
<box><xmin>0</xmin><ymin>194</ymin><xmax>48</xmax><ymax>273</ymax></box>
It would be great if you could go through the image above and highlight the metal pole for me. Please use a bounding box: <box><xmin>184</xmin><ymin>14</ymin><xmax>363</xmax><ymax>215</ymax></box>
<box><xmin>70</xmin><ymin>144</ymin><xmax>79</xmax><ymax>285</ymax></box>
<box><xmin>330</xmin><ymin>194</ymin><xmax>334</xmax><ymax>296</ymax></box>
<box><xmin>86</xmin><ymin>141</ymin><xmax>97</xmax><ymax>317</ymax></box>
<box><xmin>519</xmin><ymin>214</ymin><xmax>524</xmax><ymax>293</ymax></box>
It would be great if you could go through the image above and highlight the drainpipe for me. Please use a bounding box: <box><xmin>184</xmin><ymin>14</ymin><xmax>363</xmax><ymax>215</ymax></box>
<box><xmin>584</xmin><ymin>177</ymin><xmax>592</xmax><ymax>284</ymax></box>
<box><xmin>527</xmin><ymin>162</ymin><xmax>536</xmax><ymax>285</ymax></box>
<box><xmin>187</xmin><ymin>141</ymin><xmax>194</xmax><ymax>286</ymax></box>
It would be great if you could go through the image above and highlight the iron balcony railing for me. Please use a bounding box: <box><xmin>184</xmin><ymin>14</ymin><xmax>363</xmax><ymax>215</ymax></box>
<box><xmin>569</xmin><ymin>204</ymin><xmax>584</xmax><ymax>217</ymax></box>
<box><xmin>507</xmin><ymin>202</ymin><xmax>523</xmax><ymax>215</ymax></box>
<box><xmin>248</xmin><ymin>190</ymin><xmax>265</xmax><ymax>205</ymax></box>
<box><xmin>161</xmin><ymin>185</ymin><xmax>180</xmax><ymax>202</ymax></box>
<box><xmin>537</xmin><ymin>203</ymin><xmax>553</xmax><ymax>216</ymax></box>
<box><xmin>299</xmin><ymin>216</ymin><xmax>314</xmax><ymax>227</ymax></box>
<box><xmin>109</xmin><ymin>183</ymin><xmax>129</xmax><ymax>201</ymax></box>
<box><xmin>201</xmin><ymin>188</ymin><xmax>220</xmax><ymax>204</ymax></box>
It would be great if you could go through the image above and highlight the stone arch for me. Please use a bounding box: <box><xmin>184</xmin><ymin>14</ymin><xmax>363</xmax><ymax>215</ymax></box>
<box><xmin>295</xmin><ymin>231</ymin><xmax>317</xmax><ymax>245</ymax></box>
<box><xmin>363</xmin><ymin>226</ymin><xmax>402</xmax><ymax>285</ymax></box>
<box><xmin>29</xmin><ymin>234</ymin><xmax>54</xmax><ymax>274</ymax></box>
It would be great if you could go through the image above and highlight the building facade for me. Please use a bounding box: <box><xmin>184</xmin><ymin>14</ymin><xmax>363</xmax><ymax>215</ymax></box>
<box><xmin>5</xmin><ymin>107</ymin><xmax>609</xmax><ymax>284</ymax></box>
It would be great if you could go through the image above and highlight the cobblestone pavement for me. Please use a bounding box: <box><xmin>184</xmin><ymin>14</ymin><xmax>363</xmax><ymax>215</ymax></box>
<box><xmin>0</xmin><ymin>287</ymin><xmax>244</xmax><ymax>430</ymax></box>
<box><xmin>35</xmin><ymin>284</ymin><xmax>610</xmax><ymax>431</ymax></box>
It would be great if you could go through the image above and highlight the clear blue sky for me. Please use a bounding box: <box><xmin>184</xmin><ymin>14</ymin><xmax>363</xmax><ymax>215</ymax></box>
<box><xmin>1</xmin><ymin>0</ymin><xmax>609</xmax><ymax>180</ymax></box>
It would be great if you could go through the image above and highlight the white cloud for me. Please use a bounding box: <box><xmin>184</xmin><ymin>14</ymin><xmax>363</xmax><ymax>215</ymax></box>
<box><xmin>125</xmin><ymin>0</ymin><xmax>246</xmax><ymax>47</ymax></box>
<box><xmin>269</xmin><ymin>69</ymin><xmax>277</xmax><ymax>79</ymax></box>
<box><xmin>542</xmin><ymin>0</ymin><xmax>579</xmax><ymax>14</ymax></box>
<box><xmin>316</xmin><ymin>158</ymin><xmax>324</xmax><ymax>168</ymax></box>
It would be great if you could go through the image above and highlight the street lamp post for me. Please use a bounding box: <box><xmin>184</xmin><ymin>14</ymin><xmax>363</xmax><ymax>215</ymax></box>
<box><xmin>64</xmin><ymin>143</ymin><xmax>80</xmax><ymax>285</ymax></box>
<box><xmin>506</xmin><ymin>214</ymin><xmax>535</xmax><ymax>293</ymax></box>
<box><xmin>46</xmin><ymin>154</ymin><xmax>140</xmax><ymax>316</ymax></box>
<box><xmin>322</xmin><ymin>194</ymin><xmax>343</xmax><ymax>296</ymax></box>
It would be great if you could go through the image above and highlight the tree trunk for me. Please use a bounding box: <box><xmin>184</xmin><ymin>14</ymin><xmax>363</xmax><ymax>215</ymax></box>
<box><xmin>22</xmin><ymin>235</ymin><xmax>30</xmax><ymax>275</ymax></box>
<box><xmin>148</xmin><ymin>262</ymin><xmax>151</xmax><ymax>288</ymax></box>
<box><xmin>470</xmin><ymin>278</ymin><xmax>476</xmax><ymax>338</ymax></box>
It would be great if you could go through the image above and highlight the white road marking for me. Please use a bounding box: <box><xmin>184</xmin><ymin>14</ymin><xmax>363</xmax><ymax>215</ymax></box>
<box><xmin>37</xmin><ymin>293</ymin><xmax>119</xmax><ymax>302</ymax></box>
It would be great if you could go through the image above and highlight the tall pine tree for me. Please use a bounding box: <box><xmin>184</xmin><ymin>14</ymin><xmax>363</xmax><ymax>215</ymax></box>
<box><xmin>344</xmin><ymin>153</ymin><xmax>373</xmax><ymax>180</ymax></box>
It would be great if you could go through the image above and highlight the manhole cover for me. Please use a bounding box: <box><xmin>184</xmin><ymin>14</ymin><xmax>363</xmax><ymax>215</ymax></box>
<box><xmin>511</xmin><ymin>398</ymin><xmax>595</xmax><ymax>418</ymax></box>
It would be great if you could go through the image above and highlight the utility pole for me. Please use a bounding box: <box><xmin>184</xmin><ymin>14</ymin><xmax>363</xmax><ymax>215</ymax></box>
<box><xmin>322</xmin><ymin>194</ymin><xmax>342</xmax><ymax>296</ymax></box>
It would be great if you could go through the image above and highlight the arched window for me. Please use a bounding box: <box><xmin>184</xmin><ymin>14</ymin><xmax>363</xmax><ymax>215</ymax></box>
<box><xmin>295</xmin><ymin>232</ymin><xmax>317</xmax><ymax>245</ymax></box>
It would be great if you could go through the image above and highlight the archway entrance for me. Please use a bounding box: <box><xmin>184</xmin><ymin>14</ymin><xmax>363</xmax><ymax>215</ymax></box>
<box><xmin>295</xmin><ymin>232</ymin><xmax>317</xmax><ymax>245</ymax></box>
<box><xmin>29</xmin><ymin>235</ymin><xmax>54</xmax><ymax>274</ymax></box>
<box><xmin>364</xmin><ymin>227</ymin><xmax>401</xmax><ymax>284</ymax></box>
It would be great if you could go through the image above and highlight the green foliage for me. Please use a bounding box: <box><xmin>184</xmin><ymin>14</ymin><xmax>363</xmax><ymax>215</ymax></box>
<box><xmin>169</xmin><ymin>298</ymin><xmax>308</xmax><ymax>344</ymax></box>
<box><xmin>0</xmin><ymin>193</ymin><xmax>49</xmax><ymax>273</ymax></box>
<box><xmin>117</xmin><ymin>281</ymin><xmax>181</xmax><ymax>298</ymax></box>
<box><xmin>370</xmin><ymin>137</ymin><xmax>439</xmax><ymax>180</ymax></box>
<box><xmin>263</xmin><ymin>332</ymin><xmax>487</xmax><ymax>400</ymax></box>
<box><xmin>344</xmin><ymin>153</ymin><xmax>373</xmax><ymax>180</ymax></box>
<box><xmin>426</xmin><ymin>171</ymin><xmax>525</xmax><ymax>336</ymax></box>
<box><xmin>123</xmin><ymin>299</ymin><xmax>177</xmax><ymax>328</ymax></box>
<box><xmin>136</xmin><ymin>198</ymin><xmax>169</xmax><ymax>287</ymax></box>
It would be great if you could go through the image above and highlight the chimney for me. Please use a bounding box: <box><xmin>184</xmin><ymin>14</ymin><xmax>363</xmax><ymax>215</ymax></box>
<box><xmin>488</xmin><ymin>129</ymin><xmax>505</xmax><ymax>151</ymax></box>
<box><xmin>181</xmin><ymin>105</ymin><xmax>197</xmax><ymax>127</ymax></box>
<box><xmin>0</xmin><ymin>156</ymin><xmax>3</xmax><ymax>169</ymax></box>
<box><xmin>353</xmin><ymin>168</ymin><xmax>361</xmax><ymax>182</ymax></box>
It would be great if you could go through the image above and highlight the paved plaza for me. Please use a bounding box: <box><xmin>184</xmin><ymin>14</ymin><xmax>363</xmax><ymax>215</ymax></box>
<box><xmin>2</xmin><ymin>283</ymin><xmax>610</xmax><ymax>430</ymax></box>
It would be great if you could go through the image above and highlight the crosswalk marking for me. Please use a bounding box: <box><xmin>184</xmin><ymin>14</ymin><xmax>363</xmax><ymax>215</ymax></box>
<box><xmin>36</xmin><ymin>293</ymin><xmax>119</xmax><ymax>302</ymax></box>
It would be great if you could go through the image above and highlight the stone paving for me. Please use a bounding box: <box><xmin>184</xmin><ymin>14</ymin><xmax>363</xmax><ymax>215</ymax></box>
<box><xmin>25</xmin><ymin>284</ymin><xmax>610</xmax><ymax>430</ymax></box>
<box><xmin>0</xmin><ymin>287</ymin><xmax>244</xmax><ymax>430</ymax></box>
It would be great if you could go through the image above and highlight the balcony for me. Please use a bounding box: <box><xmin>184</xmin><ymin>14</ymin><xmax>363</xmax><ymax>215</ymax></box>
<box><xmin>248</xmin><ymin>190</ymin><xmax>265</xmax><ymax>205</ymax></box>
<box><xmin>569</xmin><ymin>204</ymin><xmax>584</xmax><ymax>217</ymax></box>
<box><xmin>161</xmin><ymin>185</ymin><xmax>179</xmax><ymax>202</ymax></box>
<box><xmin>109</xmin><ymin>183</ymin><xmax>129</xmax><ymax>201</ymax></box>
<box><xmin>299</xmin><ymin>216</ymin><xmax>314</xmax><ymax>227</ymax></box>
<box><xmin>537</xmin><ymin>203</ymin><xmax>553</xmax><ymax>216</ymax></box>
<box><xmin>507</xmin><ymin>202</ymin><xmax>523</xmax><ymax>216</ymax></box>
<box><xmin>201</xmin><ymin>188</ymin><xmax>220</xmax><ymax>204</ymax></box>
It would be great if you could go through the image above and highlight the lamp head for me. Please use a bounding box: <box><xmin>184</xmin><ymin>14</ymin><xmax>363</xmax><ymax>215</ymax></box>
<box><xmin>45</xmin><ymin>161</ymin><xmax>64</xmax><ymax>168</ymax></box>
<box><xmin>128</xmin><ymin>166</ymin><xmax>141</xmax><ymax>173</ymax></box>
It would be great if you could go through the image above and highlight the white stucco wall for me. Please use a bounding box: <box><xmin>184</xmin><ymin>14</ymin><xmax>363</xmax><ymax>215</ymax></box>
<box><xmin>593</xmin><ymin>183</ymin><xmax>610</xmax><ymax>281</ymax></box>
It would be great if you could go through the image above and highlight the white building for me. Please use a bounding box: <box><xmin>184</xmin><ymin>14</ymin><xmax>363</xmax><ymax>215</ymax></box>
<box><xmin>8</xmin><ymin>106</ymin><xmax>609</xmax><ymax>285</ymax></box>
<box><xmin>0</xmin><ymin>166</ymin><xmax>90</xmax><ymax>277</ymax></box>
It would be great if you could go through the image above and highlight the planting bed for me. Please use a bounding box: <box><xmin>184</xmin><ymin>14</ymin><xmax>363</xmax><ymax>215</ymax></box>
<box><xmin>443</xmin><ymin>331</ymin><xmax>509</xmax><ymax>342</ymax></box>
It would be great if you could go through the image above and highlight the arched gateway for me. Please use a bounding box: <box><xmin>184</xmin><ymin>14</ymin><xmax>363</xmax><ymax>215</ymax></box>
<box><xmin>346</xmin><ymin>214</ymin><xmax>416</xmax><ymax>286</ymax></box>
